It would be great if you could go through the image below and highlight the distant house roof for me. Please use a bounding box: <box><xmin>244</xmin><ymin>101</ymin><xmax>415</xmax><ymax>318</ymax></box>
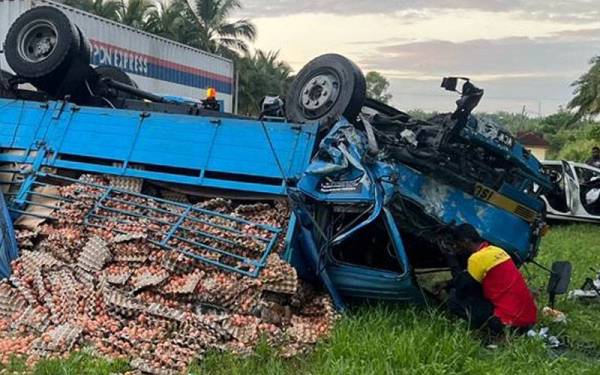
<box><xmin>516</xmin><ymin>131</ymin><xmax>550</xmax><ymax>148</ymax></box>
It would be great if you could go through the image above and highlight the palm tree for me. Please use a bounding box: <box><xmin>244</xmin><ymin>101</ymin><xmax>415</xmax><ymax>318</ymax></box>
<box><xmin>63</xmin><ymin>0</ymin><xmax>256</xmax><ymax>58</ymax></box>
<box><xmin>189</xmin><ymin>0</ymin><xmax>256</xmax><ymax>57</ymax></box>
<box><xmin>63</xmin><ymin>0</ymin><xmax>121</xmax><ymax>21</ymax></box>
<box><xmin>117</xmin><ymin>0</ymin><xmax>156</xmax><ymax>29</ymax></box>
<box><xmin>238</xmin><ymin>50</ymin><xmax>292</xmax><ymax>115</ymax></box>
<box><xmin>145</xmin><ymin>0</ymin><xmax>200</xmax><ymax>45</ymax></box>
<box><xmin>569</xmin><ymin>56</ymin><xmax>600</xmax><ymax>122</ymax></box>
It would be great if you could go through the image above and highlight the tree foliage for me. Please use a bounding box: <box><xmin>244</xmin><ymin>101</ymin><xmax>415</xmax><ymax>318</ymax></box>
<box><xmin>237</xmin><ymin>50</ymin><xmax>292</xmax><ymax>115</ymax></box>
<box><xmin>365</xmin><ymin>71</ymin><xmax>392</xmax><ymax>104</ymax></box>
<box><xmin>190</xmin><ymin>0</ymin><xmax>256</xmax><ymax>58</ymax></box>
<box><xmin>63</xmin><ymin>0</ymin><xmax>121</xmax><ymax>21</ymax></box>
<box><xmin>117</xmin><ymin>0</ymin><xmax>156</xmax><ymax>30</ymax></box>
<box><xmin>568</xmin><ymin>56</ymin><xmax>600</xmax><ymax>122</ymax></box>
<box><xmin>62</xmin><ymin>0</ymin><xmax>255</xmax><ymax>58</ymax></box>
<box><xmin>145</xmin><ymin>0</ymin><xmax>201</xmax><ymax>46</ymax></box>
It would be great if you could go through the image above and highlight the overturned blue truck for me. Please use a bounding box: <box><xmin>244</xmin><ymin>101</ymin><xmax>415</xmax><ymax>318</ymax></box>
<box><xmin>0</xmin><ymin>7</ymin><xmax>556</xmax><ymax>310</ymax></box>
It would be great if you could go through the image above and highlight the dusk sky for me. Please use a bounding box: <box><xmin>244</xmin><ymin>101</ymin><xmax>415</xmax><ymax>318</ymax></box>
<box><xmin>236</xmin><ymin>1</ymin><xmax>600</xmax><ymax>115</ymax></box>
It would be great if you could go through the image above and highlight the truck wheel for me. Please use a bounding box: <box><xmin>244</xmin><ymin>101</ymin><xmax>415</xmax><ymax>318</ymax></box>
<box><xmin>77</xmin><ymin>26</ymin><xmax>91</xmax><ymax>65</ymax></box>
<box><xmin>4</xmin><ymin>6</ymin><xmax>81</xmax><ymax>79</ymax></box>
<box><xmin>286</xmin><ymin>54</ymin><xmax>366</xmax><ymax>124</ymax></box>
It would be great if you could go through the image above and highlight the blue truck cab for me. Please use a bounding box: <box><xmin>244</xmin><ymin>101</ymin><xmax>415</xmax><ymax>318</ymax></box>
<box><xmin>281</xmin><ymin>77</ymin><xmax>552</xmax><ymax>309</ymax></box>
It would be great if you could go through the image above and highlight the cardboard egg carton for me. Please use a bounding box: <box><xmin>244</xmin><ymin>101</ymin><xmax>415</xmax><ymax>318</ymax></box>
<box><xmin>161</xmin><ymin>272</ymin><xmax>203</xmax><ymax>296</ymax></box>
<box><xmin>104</xmin><ymin>290</ymin><xmax>143</xmax><ymax>317</ymax></box>
<box><xmin>105</xmin><ymin>271</ymin><xmax>132</xmax><ymax>286</ymax></box>
<box><xmin>111</xmin><ymin>232</ymin><xmax>147</xmax><ymax>243</ymax></box>
<box><xmin>77</xmin><ymin>236</ymin><xmax>111</xmax><ymax>272</ymax></box>
<box><xmin>30</xmin><ymin>323</ymin><xmax>83</xmax><ymax>356</ymax></box>
<box><xmin>131</xmin><ymin>269</ymin><xmax>169</xmax><ymax>293</ymax></box>
<box><xmin>145</xmin><ymin>303</ymin><xmax>187</xmax><ymax>322</ymax></box>
<box><xmin>0</xmin><ymin>281</ymin><xmax>27</xmax><ymax>318</ymax></box>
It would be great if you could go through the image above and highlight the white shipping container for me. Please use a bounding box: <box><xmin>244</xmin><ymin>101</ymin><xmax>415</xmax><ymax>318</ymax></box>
<box><xmin>0</xmin><ymin>0</ymin><xmax>234</xmax><ymax>111</ymax></box>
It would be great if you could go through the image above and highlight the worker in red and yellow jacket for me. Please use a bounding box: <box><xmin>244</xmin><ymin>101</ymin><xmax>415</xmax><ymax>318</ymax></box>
<box><xmin>447</xmin><ymin>224</ymin><xmax>537</xmax><ymax>334</ymax></box>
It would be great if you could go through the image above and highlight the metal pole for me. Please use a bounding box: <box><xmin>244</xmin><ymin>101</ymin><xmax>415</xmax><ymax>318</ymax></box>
<box><xmin>103</xmin><ymin>78</ymin><xmax>166</xmax><ymax>103</ymax></box>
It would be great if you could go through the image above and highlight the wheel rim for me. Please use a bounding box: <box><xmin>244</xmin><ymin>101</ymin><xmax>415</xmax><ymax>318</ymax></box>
<box><xmin>298</xmin><ymin>69</ymin><xmax>341</xmax><ymax>120</ymax></box>
<box><xmin>17</xmin><ymin>20</ymin><xmax>59</xmax><ymax>63</ymax></box>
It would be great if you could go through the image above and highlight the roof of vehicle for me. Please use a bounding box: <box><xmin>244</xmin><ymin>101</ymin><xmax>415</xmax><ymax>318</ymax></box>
<box><xmin>543</xmin><ymin>160</ymin><xmax>600</xmax><ymax>173</ymax></box>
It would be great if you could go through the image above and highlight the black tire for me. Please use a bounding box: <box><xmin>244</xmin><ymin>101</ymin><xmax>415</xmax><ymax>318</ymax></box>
<box><xmin>286</xmin><ymin>54</ymin><xmax>366</xmax><ymax>124</ymax></box>
<box><xmin>4</xmin><ymin>6</ymin><xmax>81</xmax><ymax>79</ymax></box>
<box><xmin>77</xmin><ymin>26</ymin><xmax>91</xmax><ymax>66</ymax></box>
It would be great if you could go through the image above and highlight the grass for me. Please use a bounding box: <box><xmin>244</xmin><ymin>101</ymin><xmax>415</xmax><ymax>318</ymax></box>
<box><xmin>3</xmin><ymin>223</ymin><xmax>600</xmax><ymax>374</ymax></box>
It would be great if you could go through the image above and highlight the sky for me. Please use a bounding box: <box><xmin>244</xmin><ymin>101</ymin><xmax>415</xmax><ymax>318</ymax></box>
<box><xmin>235</xmin><ymin>0</ymin><xmax>600</xmax><ymax>115</ymax></box>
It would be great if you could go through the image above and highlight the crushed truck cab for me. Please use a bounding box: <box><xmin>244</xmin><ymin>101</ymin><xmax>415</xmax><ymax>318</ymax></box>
<box><xmin>285</xmin><ymin>101</ymin><xmax>551</xmax><ymax>308</ymax></box>
<box><xmin>282</xmin><ymin>71</ymin><xmax>552</xmax><ymax>309</ymax></box>
<box><xmin>0</xmin><ymin>7</ymin><xmax>553</xmax><ymax>311</ymax></box>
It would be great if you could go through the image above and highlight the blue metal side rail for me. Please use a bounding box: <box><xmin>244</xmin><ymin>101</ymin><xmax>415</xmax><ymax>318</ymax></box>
<box><xmin>6</xmin><ymin>172</ymin><xmax>281</xmax><ymax>277</ymax></box>
<box><xmin>0</xmin><ymin>98</ymin><xmax>318</xmax><ymax>196</ymax></box>
<box><xmin>0</xmin><ymin>189</ymin><xmax>18</xmax><ymax>278</ymax></box>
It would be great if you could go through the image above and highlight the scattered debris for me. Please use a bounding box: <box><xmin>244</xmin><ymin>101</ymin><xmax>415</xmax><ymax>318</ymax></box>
<box><xmin>541</xmin><ymin>306</ymin><xmax>567</xmax><ymax>323</ymax></box>
<box><xmin>0</xmin><ymin>176</ymin><xmax>337</xmax><ymax>372</ymax></box>
<box><xmin>570</xmin><ymin>289</ymin><xmax>600</xmax><ymax>300</ymax></box>
<box><xmin>569</xmin><ymin>269</ymin><xmax>600</xmax><ymax>301</ymax></box>
<box><xmin>527</xmin><ymin>327</ymin><xmax>562</xmax><ymax>348</ymax></box>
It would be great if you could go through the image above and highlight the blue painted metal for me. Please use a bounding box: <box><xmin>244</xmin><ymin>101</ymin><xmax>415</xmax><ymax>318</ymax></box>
<box><xmin>8</xmin><ymin>172</ymin><xmax>281</xmax><ymax>277</ymax></box>
<box><xmin>392</xmin><ymin>163</ymin><xmax>534</xmax><ymax>259</ymax></box>
<box><xmin>462</xmin><ymin>117</ymin><xmax>550</xmax><ymax>189</ymax></box>
<box><xmin>287</xmin><ymin>200</ymin><xmax>422</xmax><ymax>303</ymax></box>
<box><xmin>498</xmin><ymin>182</ymin><xmax>544</xmax><ymax>212</ymax></box>
<box><xmin>290</xmin><ymin>202</ymin><xmax>346</xmax><ymax>310</ymax></box>
<box><xmin>297</xmin><ymin>120</ymin><xmax>545</xmax><ymax>260</ymax></box>
<box><xmin>285</xmin><ymin>116</ymin><xmax>549</xmax><ymax>304</ymax></box>
<box><xmin>0</xmin><ymin>98</ymin><xmax>318</xmax><ymax>195</ymax></box>
<box><xmin>333</xmin><ymin>206</ymin><xmax>416</xmax><ymax>301</ymax></box>
<box><xmin>0</xmin><ymin>190</ymin><xmax>18</xmax><ymax>279</ymax></box>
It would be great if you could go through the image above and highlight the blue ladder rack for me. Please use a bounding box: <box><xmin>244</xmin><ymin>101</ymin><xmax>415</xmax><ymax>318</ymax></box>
<box><xmin>5</xmin><ymin>172</ymin><xmax>281</xmax><ymax>277</ymax></box>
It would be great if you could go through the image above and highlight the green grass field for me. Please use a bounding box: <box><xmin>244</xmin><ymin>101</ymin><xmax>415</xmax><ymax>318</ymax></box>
<box><xmin>4</xmin><ymin>223</ymin><xmax>600</xmax><ymax>374</ymax></box>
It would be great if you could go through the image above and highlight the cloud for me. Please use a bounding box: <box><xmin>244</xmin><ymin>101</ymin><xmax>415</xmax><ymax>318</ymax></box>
<box><xmin>238</xmin><ymin>0</ymin><xmax>600</xmax><ymax>22</ymax></box>
<box><xmin>358</xmin><ymin>28</ymin><xmax>600</xmax><ymax>79</ymax></box>
<box><xmin>238</xmin><ymin>0</ymin><xmax>506</xmax><ymax>16</ymax></box>
<box><xmin>387</xmin><ymin>75</ymin><xmax>573</xmax><ymax>114</ymax></box>
<box><xmin>353</xmin><ymin>28</ymin><xmax>600</xmax><ymax>113</ymax></box>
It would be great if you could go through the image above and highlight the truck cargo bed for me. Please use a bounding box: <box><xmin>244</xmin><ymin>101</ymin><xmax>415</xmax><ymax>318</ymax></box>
<box><xmin>0</xmin><ymin>98</ymin><xmax>318</xmax><ymax>195</ymax></box>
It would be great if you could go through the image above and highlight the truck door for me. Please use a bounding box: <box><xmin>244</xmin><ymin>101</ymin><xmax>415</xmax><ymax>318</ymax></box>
<box><xmin>325</xmin><ymin>209</ymin><xmax>422</xmax><ymax>302</ymax></box>
<box><xmin>541</xmin><ymin>163</ymin><xmax>570</xmax><ymax>213</ymax></box>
